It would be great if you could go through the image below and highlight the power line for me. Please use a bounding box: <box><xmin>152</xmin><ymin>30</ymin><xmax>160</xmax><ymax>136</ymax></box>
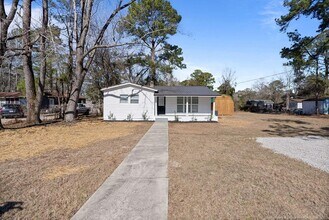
<box><xmin>236</xmin><ymin>70</ymin><xmax>292</xmax><ymax>85</ymax></box>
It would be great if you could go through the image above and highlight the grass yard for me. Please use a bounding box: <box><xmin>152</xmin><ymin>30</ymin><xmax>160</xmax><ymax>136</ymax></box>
<box><xmin>0</xmin><ymin>119</ymin><xmax>152</xmax><ymax>219</ymax></box>
<box><xmin>169</xmin><ymin>112</ymin><xmax>329</xmax><ymax>219</ymax></box>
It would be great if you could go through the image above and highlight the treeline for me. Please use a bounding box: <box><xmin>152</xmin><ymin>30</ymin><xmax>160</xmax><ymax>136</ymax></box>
<box><xmin>0</xmin><ymin>0</ymin><xmax>186</xmax><ymax>127</ymax></box>
<box><xmin>276</xmin><ymin>1</ymin><xmax>328</xmax><ymax>103</ymax></box>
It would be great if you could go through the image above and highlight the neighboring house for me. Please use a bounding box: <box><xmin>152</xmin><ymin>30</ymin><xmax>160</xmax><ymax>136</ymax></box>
<box><xmin>302</xmin><ymin>97</ymin><xmax>329</xmax><ymax>115</ymax></box>
<box><xmin>0</xmin><ymin>92</ymin><xmax>26</xmax><ymax>106</ymax></box>
<box><xmin>42</xmin><ymin>92</ymin><xmax>87</xmax><ymax>109</ymax></box>
<box><xmin>102</xmin><ymin>83</ymin><xmax>219</xmax><ymax>121</ymax></box>
<box><xmin>0</xmin><ymin>91</ymin><xmax>87</xmax><ymax>109</ymax></box>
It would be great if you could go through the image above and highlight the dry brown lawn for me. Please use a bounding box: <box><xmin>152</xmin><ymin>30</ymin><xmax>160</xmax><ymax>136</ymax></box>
<box><xmin>169</xmin><ymin>112</ymin><xmax>329</xmax><ymax>219</ymax></box>
<box><xmin>0</xmin><ymin>119</ymin><xmax>151</xmax><ymax>219</ymax></box>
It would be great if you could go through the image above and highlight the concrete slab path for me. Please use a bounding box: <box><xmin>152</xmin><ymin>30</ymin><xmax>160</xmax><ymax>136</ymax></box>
<box><xmin>71</xmin><ymin>119</ymin><xmax>168</xmax><ymax>220</ymax></box>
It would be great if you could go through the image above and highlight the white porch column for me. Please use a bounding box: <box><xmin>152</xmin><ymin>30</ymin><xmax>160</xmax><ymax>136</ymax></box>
<box><xmin>154</xmin><ymin>96</ymin><xmax>157</xmax><ymax>116</ymax></box>
<box><xmin>212</xmin><ymin>99</ymin><xmax>216</xmax><ymax>119</ymax></box>
<box><xmin>185</xmin><ymin>96</ymin><xmax>189</xmax><ymax>116</ymax></box>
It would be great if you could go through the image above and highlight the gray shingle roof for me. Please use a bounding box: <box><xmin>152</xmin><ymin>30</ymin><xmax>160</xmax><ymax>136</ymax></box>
<box><xmin>154</xmin><ymin>86</ymin><xmax>219</xmax><ymax>97</ymax></box>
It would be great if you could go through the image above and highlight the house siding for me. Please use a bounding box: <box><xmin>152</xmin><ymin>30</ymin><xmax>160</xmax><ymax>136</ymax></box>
<box><xmin>165</xmin><ymin>97</ymin><xmax>177</xmax><ymax>114</ymax></box>
<box><xmin>164</xmin><ymin>96</ymin><xmax>212</xmax><ymax>114</ymax></box>
<box><xmin>102</xmin><ymin>83</ymin><xmax>218</xmax><ymax>122</ymax></box>
<box><xmin>103</xmin><ymin>85</ymin><xmax>155</xmax><ymax>121</ymax></box>
<box><xmin>302</xmin><ymin>100</ymin><xmax>326</xmax><ymax>115</ymax></box>
<box><xmin>199</xmin><ymin>97</ymin><xmax>212</xmax><ymax>113</ymax></box>
<box><xmin>159</xmin><ymin>96</ymin><xmax>216</xmax><ymax>121</ymax></box>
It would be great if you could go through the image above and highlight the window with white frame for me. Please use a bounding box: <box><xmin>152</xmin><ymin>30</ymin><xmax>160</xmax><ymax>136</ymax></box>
<box><xmin>190</xmin><ymin>97</ymin><xmax>198</xmax><ymax>113</ymax></box>
<box><xmin>177</xmin><ymin>97</ymin><xmax>185</xmax><ymax>113</ymax></box>
<box><xmin>177</xmin><ymin>97</ymin><xmax>198</xmax><ymax>113</ymax></box>
<box><xmin>120</xmin><ymin>94</ymin><xmax>128</xmax><ymax>103</ymax></box>
<box><xmin>130</xmin><ymin>94</ymin><xmax>139</xmax><ymax>104</ymax></box>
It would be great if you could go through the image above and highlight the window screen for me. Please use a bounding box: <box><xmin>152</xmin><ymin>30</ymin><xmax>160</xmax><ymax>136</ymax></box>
<box><xmin>130</xmin><ymin>94</ymin><xmax>139</xmax><ymax>104</ymax></box>
<box><xmin>120</xmin><ymin>94</ymin><xmax>128</xmax><ymax>103</ymax></box>
<box><xmin>177</xmin><ymin>97</ymin><xmax>185</xmax><ymax>113</ymax></box>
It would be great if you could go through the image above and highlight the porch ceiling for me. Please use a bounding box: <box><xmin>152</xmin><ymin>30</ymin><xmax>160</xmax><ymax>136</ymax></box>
<box><xmin>154</xmin><ymin>86</ymin><xmax>219</xmax><ymax>97</ymax></box>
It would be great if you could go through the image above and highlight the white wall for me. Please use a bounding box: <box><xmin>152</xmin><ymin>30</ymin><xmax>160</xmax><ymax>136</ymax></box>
<box><xmin>164</xmin><ymin>96</ymin><xmax>212</xmax><ymax>114</ymax></box>
<box><xmin>160</xmin><ymin>96</ymin><xmax>215</xmax><ymax>121</ymax></box>
<box><xmin>198</xmin><ymin>97</ymin><xmax>212</xmax><ymax>113</ymax></box>
<box><xmin>165</xmin><ymin>97</ymin><xmax>176</xmax><ymax>114</ymax></box>
<box><xmin>103</xmin><ymin>85</ymin><xmax>155</xmax><ymax>121</ymax></box>
<box><xmin>156</xmin><ymin>115</ymin><xmax>218</xmax><ymax>122</ymax></box>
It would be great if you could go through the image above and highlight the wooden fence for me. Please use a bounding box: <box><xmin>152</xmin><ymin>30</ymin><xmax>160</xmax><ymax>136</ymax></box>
<box><xmin>215</xmin><ymin>95</ymin><xmax>234</xmax><ymax>116</ymax></box>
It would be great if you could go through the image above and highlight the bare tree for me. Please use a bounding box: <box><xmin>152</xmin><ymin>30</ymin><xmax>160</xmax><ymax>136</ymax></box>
<box><xmin>35</xmin><ymin>0</ymin><xmax>48</xmax><ymax>121</ymax></box>
<box><xmin>0</xmin><ymin>0</ymin><xmax>19</xmax><ymax>66</ymax></box>
<box><xmin>217</xmin><ymin>68</ymin><xmax>236</xmax><ymax>96</ymax></box>
<box><xmin>0</xmin><ymin>0</ymin><xmax>20</xmax><ymax>129</ymax></box>
<box><xmin>57</xmin><ymin>0</ymin><xmax>136</xmax><ymax>122</ymax></box>
<box><xmin>22</xmin><ymin>0</ymin><xmax>40</xmax><ymax>123</ymax></box>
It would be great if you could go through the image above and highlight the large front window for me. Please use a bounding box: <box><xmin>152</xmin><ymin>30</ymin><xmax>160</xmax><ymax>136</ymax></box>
<box><xmin>177</xmin><ymin>97</ymin><xmax>185</xmax><ymax>113</ymax></box>
<box><xmin>189</xmin><ymin>97</ymin><xmax>198</xmax><ymax>113</ymax></box>
<box><xmin>130</xmin><ymin>94</ymin><xmax>139</xmax><ymax>104</ymax></box>
<box><xmin>120</xmin><ymin>94</ymin><xmax>128</xmax><ymax>103</ymax></box>
<box><xmin>177</xmin><ymin>97</ymin><xmax>198</xmax><ymax>113</ymax></box>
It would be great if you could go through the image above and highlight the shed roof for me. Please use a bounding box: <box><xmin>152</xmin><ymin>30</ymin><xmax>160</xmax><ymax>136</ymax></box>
<box><xmin>303</xmin><ymin>97</ymin><xmax>329</xmax><ymax>101</ymax></box>
<box><xmin>0</xmin><ymin>92</ymin><xmax>22</xmax><ymax>98</ymax></box>
<box><xmin>154</xmin><ymin>86</ymin><xmax>218</xmax><ymax>97</ymax></box>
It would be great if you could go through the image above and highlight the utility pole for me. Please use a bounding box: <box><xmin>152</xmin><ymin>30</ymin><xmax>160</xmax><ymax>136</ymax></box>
<box><xmin>286</xmin><ymin>76</ymin><xmax>290</xmax><ymax>112</ymax></box>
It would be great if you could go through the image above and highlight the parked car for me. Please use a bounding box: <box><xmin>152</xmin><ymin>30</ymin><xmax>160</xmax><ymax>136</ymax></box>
<box><xmin>0</xmin><ymin>104</ymin><xmax>25</xmax><ymax>118</ymax></box>
<box><xmin>76</xmin><ymin>103</ymin><xmax>90</xmax><ymax>116</ymax></box>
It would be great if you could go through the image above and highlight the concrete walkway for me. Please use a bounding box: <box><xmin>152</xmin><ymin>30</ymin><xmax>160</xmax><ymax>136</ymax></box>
<box><xmin>72</xmin><ymin>119</ymin><xmax>168</xmax><ymax>220</ymax></box>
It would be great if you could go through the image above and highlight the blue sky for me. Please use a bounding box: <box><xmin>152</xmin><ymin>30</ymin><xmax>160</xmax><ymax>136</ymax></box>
<box><xmin>4</xmin><ymin>0</ymin><xmax>318</xmax><ymax>91</ymax></box>
<box><xmin>168</xmin><ymin>0</ymin><xmax>319</xmax><ymax>90</ymax></box>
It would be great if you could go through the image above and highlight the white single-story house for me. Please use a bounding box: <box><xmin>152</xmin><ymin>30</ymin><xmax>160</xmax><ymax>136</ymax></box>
<box><xmin>101</xmin><ymin>83</ymin><xmax>219</xmax><ymax>121</ymax></box>
<box><xmin>302</xmin><ymin>97</ymin><xmax>329</xmax><ymax>115</ymax></box>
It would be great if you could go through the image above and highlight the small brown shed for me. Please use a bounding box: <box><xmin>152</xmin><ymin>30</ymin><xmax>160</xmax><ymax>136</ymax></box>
<box><xmin>215</xmin><ymin>95</ymin><xmax>234</xmax><ymax>116</ymax></box>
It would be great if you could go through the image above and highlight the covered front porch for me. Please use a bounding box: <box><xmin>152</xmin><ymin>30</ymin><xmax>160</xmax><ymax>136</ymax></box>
<box><xmin>154</xmin><ymin>96</ymin><xmax>218</xmax><ymax>122</ymax></box>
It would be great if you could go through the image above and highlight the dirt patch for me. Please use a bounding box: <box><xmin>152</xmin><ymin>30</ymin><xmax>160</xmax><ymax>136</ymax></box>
<box><xmin>169</xmin><ymin>112</ymin><xmax>329</xmax><ymax>219</ymax></box>
<box><xmin>44</xmin><ymin>165</ymin><xmax>89</xmax><ymax>180</ymax></box>
<box><xmin>0</xmin><ymin>120</ymin><xmax>151</xmax><ymax>219</ymax></box>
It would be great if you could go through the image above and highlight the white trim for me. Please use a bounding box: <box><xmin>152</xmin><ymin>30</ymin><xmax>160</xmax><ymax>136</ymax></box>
<box><xmin>101</xmin><ymin>83</ymin><xmax>158</xmax><ymax>92</ymax></box>
<box><xmin>155</xmin><ymin>95</ymin><xmax>218</xmax><ymax>97</ymax></box>
<box><xmin>165</xmin><ymin>113</ymin><xmax>211</xmax><ymax>116</ymax></box>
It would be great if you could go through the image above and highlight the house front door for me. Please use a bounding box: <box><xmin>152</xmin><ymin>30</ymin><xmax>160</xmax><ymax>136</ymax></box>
<box><xmin>157</xmin><ymin>97</ymin><xmax>166</xmax><ymax>115</ymax></box>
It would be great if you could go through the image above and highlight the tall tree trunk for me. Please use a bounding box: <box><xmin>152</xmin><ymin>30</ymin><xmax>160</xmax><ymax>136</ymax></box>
<box><xmin>0</xmin><ymin>0</ymin><xmax>19</xmax><ymax>66</ymax></box>
<box><xmin>0</xmin><ymin>116</ymin><xmax>3</xmax><ymax>129</ymax></box>
<box><xmin>150</xmin><ymin>41</ymin><xmax>156</xmax><ymax>84</ymax></box>
<box><xmin>23</xmin><ymin>0</ymin><xmax>38</xmax><ymax>124</ymax></box>
<box><xmin>325</xmin><ymin>57</ymin><xmax>329</xmax><ymax>95</ymax></box>
<box><xmin>63</xmin><ymin>0</ymin><xmax>134</xmax><ymax>122</ymax></box>
<box><xmin>35</xmin><ymin>0</ymin><xmax>49</xmax><ymax>123</ymax></box>
<box><xmin>8</xmin><ymin>61</ymin><xmax>12</xmax><ymax>91</ymax></box>
<box><xmin>15</xmin><ymin>69</ymin><xmax>18</xmax><ymax>91</ymax></box>
<box><xmin>286</xmin><ymin>90</ymin><xmax>290</xmax><ymax>111</ymax></box>
<box><xmin>0</xmin><ymin>20</ymin><xmax>9</xmax><ymax>67</ymax></box>
<box><xmin>65</xmin><ymin>51</ymin><xmax>85</xmax><ymax>122</ymax></box>
<box><xmin>0</xmin><ymin>0</ymin><xmax>19</xmax><ymax>130</ymax></box>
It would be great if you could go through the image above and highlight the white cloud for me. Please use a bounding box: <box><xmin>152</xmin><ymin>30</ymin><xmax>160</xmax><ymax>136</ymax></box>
<box><xmin>5</xmin><ymin>3</ymin><xmax>43</xmax><ymax>31</ymax></box>
<box><xmin>260</xmin><ymin>0</ymin><xmax>285</xmax><ymax>30</ymax></box>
